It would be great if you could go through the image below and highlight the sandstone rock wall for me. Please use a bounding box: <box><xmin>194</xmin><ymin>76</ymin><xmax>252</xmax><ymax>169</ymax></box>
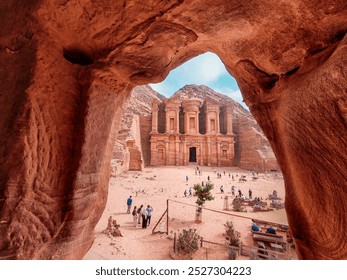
<box><xmin>1</xmin><ymin>0</ymin><xmax>346</xmax><ymax>260</ymax></box>
<box><xmin>111</xmin><ymin>86</ymin><xmax>161</xmax><ymax>176</ymax></box>
<box><xmin>233</xmin><ymin>114</ymin><xmax>279</xmax><ymax>172</ymax></box>
<box><xmin>139</xmin><ymin>116</ymin><xmax>152</xmax><ymax>166</ymax></box>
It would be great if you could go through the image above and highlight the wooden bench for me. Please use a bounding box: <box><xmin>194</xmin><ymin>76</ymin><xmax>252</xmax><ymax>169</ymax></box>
<box><xmin>244</xmin><ymin>201</ymin><xmax>267</xmax><ymax>207</ymax></box>
<box><xmin>270</xmin><ymin>243</ymin><xmax>285</xmax><ymax>252</ymax></box>
<box><xmin>251</xmin><ymin>230</ymin><xmax>283</xmax><ymax>239</ymax></box>
<box><xmin>252</xmin><ymin>207</ymin><xmax>274</xmax><ymax>212</ymax></box>
<box><xmin>252</xmin><ymin>233</ymin><xmax>287</xmax><ymax>246</ymax></box>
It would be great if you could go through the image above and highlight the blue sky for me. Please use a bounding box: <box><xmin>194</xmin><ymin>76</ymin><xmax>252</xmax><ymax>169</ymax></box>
<box><xmin>149</xmin><ymin>52</ymin><xmax>247</xmax><ymax>109</ymax></box>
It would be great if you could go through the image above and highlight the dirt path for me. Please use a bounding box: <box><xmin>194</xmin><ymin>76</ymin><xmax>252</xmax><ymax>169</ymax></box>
<box><xmin>84</xmin><ymin>166</ymin><xmax>294</xmax><ymax>260</ymax></box>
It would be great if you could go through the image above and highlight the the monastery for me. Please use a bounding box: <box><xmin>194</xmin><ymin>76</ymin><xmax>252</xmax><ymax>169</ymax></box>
<box><xmin>150</xmin><ymin>97</ymin><xmax>235</xmax><ymax>167</ymax></box>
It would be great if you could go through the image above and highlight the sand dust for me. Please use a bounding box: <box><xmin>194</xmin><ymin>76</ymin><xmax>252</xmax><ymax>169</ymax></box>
<box><xmin>84</xmin><ymin>166</ymin><xmax>296</xmax><ymax>260</ymax></box>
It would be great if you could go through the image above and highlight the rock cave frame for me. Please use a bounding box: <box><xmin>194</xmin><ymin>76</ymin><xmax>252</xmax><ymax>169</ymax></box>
<box><xmin>0</xmin><ymin>0</ymin><xmax>346</xmax><ymax>259</ymax></box>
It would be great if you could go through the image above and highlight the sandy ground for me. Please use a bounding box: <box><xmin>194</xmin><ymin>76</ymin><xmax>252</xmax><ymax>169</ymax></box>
<box><xmin>84</xmin><ymin>165</ymin><xmax>297</xmax><ymax>260</ymax></box>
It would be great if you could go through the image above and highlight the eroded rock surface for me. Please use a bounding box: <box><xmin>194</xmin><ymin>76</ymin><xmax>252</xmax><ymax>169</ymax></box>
<box><xmin>0</xmin><ymin>0</ymin><xmax>346</xmax><ymax>259</ymax></box>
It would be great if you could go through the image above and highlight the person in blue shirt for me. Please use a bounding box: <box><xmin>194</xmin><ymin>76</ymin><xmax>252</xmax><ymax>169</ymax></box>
<box><xmin>251</xmin><ymin>222</ymin><xmax>260</xmax><ymax>232</ymax></box>
<box><xmin>266</xmin><ymin>226</ymin><xmax>276</xmax><ymax>234</ymax></box>
<box><xmin>126</xmin><ymin>195</ymin><xmax>132</xmax><ymax>214</ymax></box>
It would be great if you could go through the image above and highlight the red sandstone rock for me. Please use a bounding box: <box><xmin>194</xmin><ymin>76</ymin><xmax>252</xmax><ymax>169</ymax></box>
<box><xmin>0</xmin><ymin>0</ymin><xmax>346</xmax><ymax>259</ymax></box>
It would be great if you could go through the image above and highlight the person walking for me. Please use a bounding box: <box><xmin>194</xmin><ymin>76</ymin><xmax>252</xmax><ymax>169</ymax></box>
<box><xmin>126</xmin><ymin>195</ymin><xmax>132</xmax><ymax>214</ymax></box>
<box><xmin>137</xmin><ymin>205</ymin><xmax>143</xmax><ymax>225</ymax></box>
<box><xmin>146</xmin><ymin>205</ymin><xmax>153</xmax><ymax>226</ymax></box>
<box><xmin>141</xmin><ymin>206</ymin><xmax>148</xmax><ymax>229</ymax></box>
<box><xmin>188</xmin><ymin>186</ymin><xmax>192</xmax><ymax>196</ymax></box>
<box><xmin>132</xmin><ymin>206</ymin><xmax>137</xmax><ymax>227</ymax></box>
<box><xmin>249</xmin><ymin>189</ymin><xmax>253</xmax><ymax>199</ymax></box>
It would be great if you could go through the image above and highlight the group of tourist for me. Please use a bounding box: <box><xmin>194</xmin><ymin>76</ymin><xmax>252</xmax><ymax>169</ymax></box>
<box><xmin>195</xmin><ymin>166</ymin><xmax>202</xmax><ymax>176</ymax></box>
<box><xmin>184</xmin><ymin>186</ymin><xmax>193</xmax><ymax>197</ymax></box>
<box><xmin>251</xmin><ymin>222</ymin><xmax>277</xmax><ymax>234</ymax></box>
<box><xmin>126</xmin><ymin>196</ymin><xmax>153</xmax><ymax>229</ymax></box>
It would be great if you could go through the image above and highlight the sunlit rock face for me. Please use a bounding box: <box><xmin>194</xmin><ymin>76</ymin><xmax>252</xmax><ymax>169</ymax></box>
<box><xmin>0</xmin><ymin>0</ymin><xmax>346</xmax><ymax>259</ymax></box>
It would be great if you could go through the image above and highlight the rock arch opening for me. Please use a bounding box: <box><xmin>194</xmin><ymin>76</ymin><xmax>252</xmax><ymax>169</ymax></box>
<box><xmin>0</xmin><ymin>0</ymin><xmax>346</xmax><ymax>260</ymax></box>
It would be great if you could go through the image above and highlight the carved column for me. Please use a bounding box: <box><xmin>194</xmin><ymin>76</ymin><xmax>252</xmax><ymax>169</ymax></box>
<box><xmin>216</xmin><ymin>108</ymin><xmax>220</xmax><ymax>134</ymax></box>
<box><xmin>196</xmin><ymin>111</ymin><xmax>200</xmax><ymax>134</ymax></box>
<box><xmin>150</xmin><ymin>139</ymin><xmax>157</xmax><ymax>166</ymax></box>
<box><xmin>176</xmin><ymin>109</ymin><xmax>180</xmax><ymax>133</ymax></box>
<box><xmin>175</xmin><ymin>139</ymin><xmax>180</xmax><ymax>166</ymax></box>
<box><xmin>165</xmin><ymin>140</ymin><xmax>169</xmax><ymax>165</ymax></box>
<box><xmin>207</xmin><ymin>138</ymin><xmax>211</xmax><ymax>166</ymax></box>
<box><xmin>184</xmin><ymin>111</ymin><xmax>188</xmax><ymax>134</ymax></box>
<box><xmin>226</xmin><ymin>103</ymin><xmax>233</xmax><ymax>135</ymax></box>
<box><xmin>151</xmin><ymin>100</ymin><xmax>160</xmax><ymax>133</ymax></box>
<box><xmin>217</xmin><ymin>140</ymin><xmax>221</xmax><ymax>166</ymax></box>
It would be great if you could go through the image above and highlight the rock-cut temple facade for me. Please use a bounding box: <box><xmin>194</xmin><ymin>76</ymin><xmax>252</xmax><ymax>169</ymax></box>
<box><xmin>150</xmin><ymin>97</ymin><xmax>235</xmax><ymax>167</ymax></box>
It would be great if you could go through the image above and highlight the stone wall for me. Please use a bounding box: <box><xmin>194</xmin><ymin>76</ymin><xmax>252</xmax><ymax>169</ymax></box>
<box><xmin>234</xmin><ymin>114</ymin><xmax>279</xmax><ymax>172</ymax></box>
<box><xmin>139</xmin><ymin>116</ymin><xmax>152</xmax><ymax>166</ymax></box>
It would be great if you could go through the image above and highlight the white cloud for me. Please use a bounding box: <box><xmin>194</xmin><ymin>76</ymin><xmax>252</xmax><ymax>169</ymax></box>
<box><xmin>179</xmin><ymin>53</ymin><xmax>226</xmax><ymax>84</ymax></box>
<box><xmin>149</xmin><ymin>83</ymin><xmax>173</xmax><ymax>97</ymax></box>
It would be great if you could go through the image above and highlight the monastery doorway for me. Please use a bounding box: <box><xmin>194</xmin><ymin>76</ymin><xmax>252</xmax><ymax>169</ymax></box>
<box><xmin>189</xmin><ymin>147</ymin><xmax>197</xmax><ymax>163</ymax></box>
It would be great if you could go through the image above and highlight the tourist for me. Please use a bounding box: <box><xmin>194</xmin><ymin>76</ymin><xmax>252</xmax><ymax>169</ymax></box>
<box><xmin>186</xmin><ymin>175</ymin><xmax>188</xmax><ymax>182</ymax></box>
<box><xmin>141</xmin><ymin>206</ymin><xmax>148</xmax><ymax>229</ymax></box>
<box><xmin>184</xmin><ymin>189</ymin><xmax>187</xmax><ymax>197</ymax></box>
<box><xmin>238</xmin><ymin>189</ymin><xmax>242</xmax><ymax>197</ymax></box>
<box><xmin>231</xmin><ymin>186</ymin><xmax>235</xmax><ymax>196</ymax></box>
<box><xmin>232</xmin><ymin>174</ymin><xmax>234</xmax><ymax>181</ymax></box>
<box><xmin>266</xmin><ymin>226</ymin><xmax>276</xmax><ymax>234</ymax></box>
<box><xmin>207</xmin><ymin>175</ymin><xmax>210</xmax><ymax>181</ymax></box>
<box><xmin>249</xmin><ymin>189</ymin><xmax>252</xmax><ymax>199</ymax></box>
<box><xmin>273</xmin><ymin>190</ymin><xmax>278</xmax><ymax>198</ymax></box>
<box><xmin>272</xmin><ymin>198</ymin><xmax>279</xmax><ymax>205</ymax></box>
<box><xmin>146</xmin><ymin>205</ymin><xmax>153</xmax><ymax>226</ymax></box>
<box><xmin>202</xmin><ymin>181</ymin><xmax>204</xmax><ymax>187</ymax></box>
<box><xmin>126</xmin><ymin>195</ymin><xmax>132</xmax><ymax>214</ymax></box>
<box><xmin>137</xmin><ymin>205</ymin><xmax>143</xmax><ymax>224</ymax></box>
<box><xmin>251</xmin><ymin>222</ymin><xmax>260</xmax><ymax>232</ymax></box>
<box><xmin>220</xmin><ymin>185</ymin><xmax>224</xmax><ymax>193</ymax></box>
<box><xmin>189</xmin><ymin>187</ymin><xmax>192</xmax><ymax>196</ymax></box>
<box><xmin>132</xmin><ymin>206</ymin><xmax>137</xmax><ymax>227</ymax></box>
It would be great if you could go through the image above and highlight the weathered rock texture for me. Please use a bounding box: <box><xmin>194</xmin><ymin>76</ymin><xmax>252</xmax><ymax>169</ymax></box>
<box><xmin>110</xmin><ymin>86</ymin><xmax>161</xmax><ymax>176</ymax></box>
<box><xmin>0</xmin><ymin>0</ymin><xmax>346</xmax><ymax>259</ymax></box>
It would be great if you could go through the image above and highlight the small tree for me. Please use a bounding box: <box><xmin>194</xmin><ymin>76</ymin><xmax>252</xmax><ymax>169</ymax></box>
<box><xmin>224</xmin><ymin>220</ymin><xmax>241</xmax><ymax>260</ymax></box>
<box><xmin>176</xmin><ymin>229</ymin><xmax>201</xmax><ymax>255</ymax></box>
<box><xmin>193</xmin><ymin>182</ymin><xmax>214</xmax><ymax>206</ymax></box>
<box><xmin>193</xmin><ymin>182</ymin><xmax>214</xmax><ymax>222</ymax></box>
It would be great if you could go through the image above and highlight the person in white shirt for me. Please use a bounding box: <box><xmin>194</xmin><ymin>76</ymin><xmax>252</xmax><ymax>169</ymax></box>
<box><xmin>146</xmin><ymin>205</ymin><xmax>153</xmax><ymax>226</ymax></box>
